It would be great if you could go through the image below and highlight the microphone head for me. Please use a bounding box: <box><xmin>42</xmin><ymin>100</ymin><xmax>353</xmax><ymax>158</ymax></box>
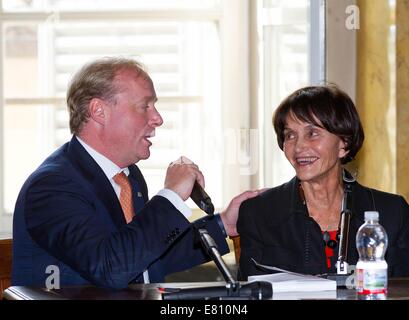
<box><xmin>191</xmin><ymin>181</ymin><xmax>215</xmax><ymax>215</ymax></box>
<box><xmin>200</xmin><ymin>200</ymin><xmax>214</xmax><ymax>215</ymax></box>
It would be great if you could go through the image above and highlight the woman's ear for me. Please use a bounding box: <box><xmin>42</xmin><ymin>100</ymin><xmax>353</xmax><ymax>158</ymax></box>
<box><xmin>89</xmin><ymin>98</ymin><xmax>106</xmax><ymax>125</ymax></box>
<box><xmin>338</xmin><ymin>139</ymin><xmax>350</xmax><ymax>159</ymax></box>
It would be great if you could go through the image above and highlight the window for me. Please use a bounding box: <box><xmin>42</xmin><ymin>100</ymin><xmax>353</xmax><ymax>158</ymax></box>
<box><xmin>0</xmin><ymin>0</ymin><xmax>324</xmax><ymax>238</ymax></box>
<box><xmin>255</xmin><ymin>0</ymin><xmax>324</xmax><ymax>187</ymax></box>
<box><xmin>0</xmin><ymin>0</ymin><xmax>224</xmax><ymax>238</ymax></box>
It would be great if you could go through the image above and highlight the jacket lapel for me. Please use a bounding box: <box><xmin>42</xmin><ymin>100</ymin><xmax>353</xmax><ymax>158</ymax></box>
<box><xmin>66</xmin><ymin>136</ymin><xmax>126</xmax><ymax>227</ymax></box>
<box><xmin>127</xmin><ymin>165</ymin><xmax>148</xmax><ymax>213</ymax></box>
<box><xmin>128</xmin><ymin>164</ymin><xmax>148</xmax><ymax>203</ymax></box>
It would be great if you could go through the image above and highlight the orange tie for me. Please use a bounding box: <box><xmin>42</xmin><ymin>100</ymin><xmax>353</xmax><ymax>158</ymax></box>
<box><xmin>113</xmin><ymin>172</ymin><xmax>135</xmax><ymax>223</ymax></box>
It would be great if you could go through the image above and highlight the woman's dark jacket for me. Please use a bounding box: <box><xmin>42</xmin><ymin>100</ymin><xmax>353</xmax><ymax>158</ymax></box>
<box><xmin>237</xmin><ymin>176</ymin><xmax>409</xmax><ymax>280</ymax></box>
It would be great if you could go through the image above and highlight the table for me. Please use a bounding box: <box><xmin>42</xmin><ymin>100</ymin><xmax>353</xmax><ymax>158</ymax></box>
<box><xmin>3</xmin><ymin>279</ymin><xmax>409</xmax><ymax>300</ymax></box>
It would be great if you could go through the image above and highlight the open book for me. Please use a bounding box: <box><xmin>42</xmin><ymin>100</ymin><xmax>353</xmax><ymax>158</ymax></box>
<box><xmin>248</xmin><ymin>259</ymin><xmax>337</xmax><ymax>293</ymax></box>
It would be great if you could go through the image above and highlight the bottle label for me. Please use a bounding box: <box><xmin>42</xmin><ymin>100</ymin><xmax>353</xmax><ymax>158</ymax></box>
<box><xmin>356</xmin><ymin>267</ymin><xmax>388</xmax><ymax>294</ymax></box>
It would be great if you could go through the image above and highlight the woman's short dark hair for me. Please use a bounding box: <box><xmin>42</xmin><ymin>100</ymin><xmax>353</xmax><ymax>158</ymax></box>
<box><xmin>273</xmin><ymin>85</ymin><xmax>364</xmax><ymax>164</ymax></box>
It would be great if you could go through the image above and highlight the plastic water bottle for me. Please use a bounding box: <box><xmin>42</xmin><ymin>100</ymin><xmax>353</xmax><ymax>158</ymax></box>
<box><xmin>355</xmin><ymin>211</ymin><xmax>388</xmax><ymax>299</ymax></box>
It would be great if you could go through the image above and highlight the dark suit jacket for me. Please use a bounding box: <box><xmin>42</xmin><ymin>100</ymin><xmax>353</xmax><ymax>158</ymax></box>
<box><xmin>237</xmin><ymin>177</ymin><xmax>409</xmax><ymax>280</ymax></box>
<box><xmin>12</xmin><ymin>136</ymin><xmax>228</xmax><ymax>289</ymax></box>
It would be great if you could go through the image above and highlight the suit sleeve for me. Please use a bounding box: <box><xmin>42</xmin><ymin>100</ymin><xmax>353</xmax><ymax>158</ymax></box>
<box><xmin>156</xmin><ymin>215</ymin><xmax>229</xmax><ymax>276</ymax></box>
<box><xmin>237</xmin><ymin>200</ymin><xmax>265</xmax><ymax>280</ymax></box>
<box><xmin>24</xmin><ymin>174</ymin><xmax>192</xmax><ymax>289</ymax></box>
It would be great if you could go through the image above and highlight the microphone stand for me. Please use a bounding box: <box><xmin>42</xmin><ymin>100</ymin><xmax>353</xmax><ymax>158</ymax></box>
<box><xmin>325</xmin><ymin>209</ymin><xmax>353</xmax><ymax>287</ymax></box>
<box><xmin>322</xmin><ymin>170</ymin><xmax>355</xmax><ymax>287</ymax></box>
<box><xmin>162</xmin><ymin>184</ymin><xmax>272</xmax><ymax>300</ymax></box>
<box><xmin>197</xmin><ymin>228</ymin><xmax>239</xmax><ymax>294</ymax></box>
<box><xmin>162</xmin><ymin>227</ymin><xmax>271</xmax><ymax>300</ymax></box>
<box><xmin>336</xmin><ymin>209</ymin><xmax>352</xmax><ymax>275</ymax></box>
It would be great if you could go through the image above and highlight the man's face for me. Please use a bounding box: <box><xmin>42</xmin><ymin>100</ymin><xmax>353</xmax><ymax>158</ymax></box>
<box><xmin>102</xmin><ymin>69</ymin><xmax>163</xmax><ymax>167</ymax></box>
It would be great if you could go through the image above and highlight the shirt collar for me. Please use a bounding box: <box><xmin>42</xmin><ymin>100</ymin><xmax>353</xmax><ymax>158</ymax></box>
<box><xmin>76</xmin><ymin>136</ymin><xmax>130</xmax><ymax>179</ymax></box>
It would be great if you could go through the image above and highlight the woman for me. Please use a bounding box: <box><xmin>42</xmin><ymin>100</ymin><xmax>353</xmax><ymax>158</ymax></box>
<box><xmin>237</xmin><ymin>85</ymin><xmax>409</xmax><ymax>280</ymax></box>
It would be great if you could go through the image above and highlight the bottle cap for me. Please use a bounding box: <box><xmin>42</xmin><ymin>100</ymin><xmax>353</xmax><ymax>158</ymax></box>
<box><xmin>364</xmin><ymin>211</ymin><xmax>379</xmax><ymax>221</ymax></box>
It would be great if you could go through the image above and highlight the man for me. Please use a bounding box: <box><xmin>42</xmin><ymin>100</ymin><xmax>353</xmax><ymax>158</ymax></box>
<box><xmin>12</xmin><ymin>57</ymin><xmax>257</xmax><ymax>289</ymax></box>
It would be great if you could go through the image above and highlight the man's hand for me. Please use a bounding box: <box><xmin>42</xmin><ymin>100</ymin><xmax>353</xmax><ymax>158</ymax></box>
<box><xmin>220</xmin><ymin>189</ymin><xmax>268</xmax><ymax>237</ymax></box>
<box><xmin>164</xmin><ymin>156</ymin><xmax>204</xmax><ymax>200</ymax></box>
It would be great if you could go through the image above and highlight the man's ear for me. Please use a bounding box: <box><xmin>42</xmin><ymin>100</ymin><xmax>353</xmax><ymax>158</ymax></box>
<box><xmin>89</xmin><ymin>98</ymin><xmax>106</xmax><ymax>125</ymax></box>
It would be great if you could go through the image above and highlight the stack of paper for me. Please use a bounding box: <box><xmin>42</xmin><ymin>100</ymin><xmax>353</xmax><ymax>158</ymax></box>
<box><xmin>271</xmin><ymin>290</ymin><xmax>337</xmax><ymax>300</ymax></box>
<box><xmin>248</xmin><ymin>272</ymin><xmax>337</xmax><ymax>293</ymax></box>
<box><xmin>244</xmin><ymin>259</ymin><xmax>337</xmax><ymax>299</ymax></box>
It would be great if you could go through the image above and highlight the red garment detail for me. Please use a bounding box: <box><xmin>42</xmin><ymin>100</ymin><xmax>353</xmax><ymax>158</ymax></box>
<box><xmin>323</xmin><ymin>230</ymin><xmax>338</xmax><ymax>269</ymax></box>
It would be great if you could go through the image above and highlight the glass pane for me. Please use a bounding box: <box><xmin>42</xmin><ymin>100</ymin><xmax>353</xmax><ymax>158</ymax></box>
<box><xmin>260</xmin><ymin>0</ymin><xmax>310</xmax><ymax>187</ymax></box>
<box><xmin>2</xmin><ymin>0</ymin><xmax>221</xmax><ymax>11</ymax></box>
<box><xmin>4</xmin><ymin>25</ymin><xmax>39</xmax><ymax>98</ymax></box>
<box><xmin>52</xmin><ymin>21</ymin><xmax>214</xmax><ymax>97</ymax></box>
<box><xmin>3</xmin><ymin>104</ymin><xmax>60</xmax><ymax>214</ymax></box>
<box><xmin>139</xmin><ymin>100</ymin><xmax>222</xmax><ymax>207</ymax></box>
<box><xmin>2</xmin><ymin>17</ymin><xmax>222</xmax><ymax>218</ymax></box>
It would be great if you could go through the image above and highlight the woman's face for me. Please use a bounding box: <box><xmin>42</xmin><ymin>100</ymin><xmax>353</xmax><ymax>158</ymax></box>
<box><xmin>283</xmin><ymin>113</ymin><xmax>348</xmax><ymax>183</ymax></box>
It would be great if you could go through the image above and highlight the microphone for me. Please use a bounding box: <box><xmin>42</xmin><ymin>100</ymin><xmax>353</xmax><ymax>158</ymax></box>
<box><xmin>335</xmin><ymin>169</ymin><xmax>356</xmax><ymax>275</ymax></box>
<box><xmin>162</xmin><ymin>281</ymin><xmax>272</xmax><ymax>300</ymax></box>
<box><xmin>321</xmin><ymin>169</ymin><xmax>356</xmax><ymax>287</ymax></box>
<box><xmin>336</xmin><ymin>209</ymin><xmax>352</xmax><ymax>274</ymax></box>
<box><xmin>198</xmin><ymin>228</ymin><xmax>236</xmax><ymax>284</ymax></box>
<box><xmin>190</xmin><ymin>181</ymin><xmax>215</xmax><ymax>215</ymax></box>
<box><xmin>162</xmin><ymin>228</ymin><xmax>272</xmax><ymax>300</ymax></box>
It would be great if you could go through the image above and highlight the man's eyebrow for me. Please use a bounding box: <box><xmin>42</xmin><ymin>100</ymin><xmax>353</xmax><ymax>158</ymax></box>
<box><xmin>135</xmin><ymin>95</ymin><xmax>157</xmax><ymax>104</ymax></box>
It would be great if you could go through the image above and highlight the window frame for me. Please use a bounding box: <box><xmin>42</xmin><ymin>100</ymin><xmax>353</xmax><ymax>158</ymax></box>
<box><xmin>0</xmin><ymin>1</ymin><xmax>250</xmax><ymax>237</ymax></box>
<box><xmin>0</xmin><ymin>0</ymin><xmax>329</xmax><ymax>238</ymax></box>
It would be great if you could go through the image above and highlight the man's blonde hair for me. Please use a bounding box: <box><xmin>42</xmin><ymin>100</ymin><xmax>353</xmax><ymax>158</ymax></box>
<box><xmin>67</xmin><ymin>57</ymin><xmax>149</xmax><ymax>135</ymax></box>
